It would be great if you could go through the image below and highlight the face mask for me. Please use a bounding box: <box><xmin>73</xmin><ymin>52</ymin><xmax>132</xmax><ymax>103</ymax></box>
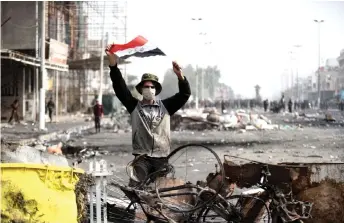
<box><xmin>142</xmin><ymin>87</ymin><xmax>156</xmax><ymax>100</ymax></box>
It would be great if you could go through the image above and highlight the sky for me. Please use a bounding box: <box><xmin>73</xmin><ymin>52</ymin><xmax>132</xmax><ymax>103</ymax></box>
<box><xmin>119</xmin><ymin>0</ymin><xmax>344</xmax><ymax>99</ymax></box>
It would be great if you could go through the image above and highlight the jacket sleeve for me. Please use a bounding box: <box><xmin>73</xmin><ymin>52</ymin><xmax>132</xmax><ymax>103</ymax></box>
<box><xmin>109</xmin><ymin>65</ymin><xmax>138</xmax><ymax>114</ymax></box>
<box><xmin>162</xmin><ymin>77</ymin><xmax>191</xmax><ymax>116</ymax></box>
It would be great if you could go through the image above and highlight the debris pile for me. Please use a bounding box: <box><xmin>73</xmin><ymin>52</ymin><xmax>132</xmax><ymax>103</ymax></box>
<box><xmin>1</xmin><ymin>142</ymin><xmax>69</xmax><ymax>167</ymax></box>
<box><xmin>102</xmin><ymin>108</ymin><xmax>132</xmax><ymax>133</ymax></box>
<box><xmin>224</xmin><ymin>159</ymin><xmax>344</xmax><ymax>223</ymax></box>
<box><xmin>171</xmin><ymin>108</ymin><xmax>278</xmax><ymax>131</ymax></box>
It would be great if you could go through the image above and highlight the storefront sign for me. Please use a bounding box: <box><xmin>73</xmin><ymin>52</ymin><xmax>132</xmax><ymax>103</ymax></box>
<box><xmin>48</xmin><ymin>38</ymin><xmax>69</xmax><ymax>65</ymax></box>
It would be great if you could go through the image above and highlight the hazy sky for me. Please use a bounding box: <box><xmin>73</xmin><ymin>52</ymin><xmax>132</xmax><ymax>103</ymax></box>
<box><xmin>121</xmin><ymin>0</ymin><xmax>344</xmax><ymax>99</ymax></box>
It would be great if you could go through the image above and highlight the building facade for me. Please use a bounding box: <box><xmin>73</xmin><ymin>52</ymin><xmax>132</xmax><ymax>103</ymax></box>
<box><xmin>337</xmin><ymin>49</ymin><xmax>344</xmax><ymax>99</ymax></box>
<box><xmin>1</xmin><ymin>1</ymin><xmax>73</xmax><ymax>121</ymax></box>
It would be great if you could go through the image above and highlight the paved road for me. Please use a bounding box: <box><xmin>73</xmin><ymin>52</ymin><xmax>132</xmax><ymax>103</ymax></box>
<box><xmin>72</xmin><ymin>124</ymin><xmax>344</xmax><ymax>197</ymax></box>
<box><xmin>1</xmin><ymin>117</ymin><xmax>98</xmax><ymax>142</ymax></box>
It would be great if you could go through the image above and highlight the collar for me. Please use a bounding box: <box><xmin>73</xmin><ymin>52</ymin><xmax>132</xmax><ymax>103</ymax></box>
<box><xmin>140</xmin><ymin>100</ymin><xmax>159</xmax><ymax>107</ymax></box>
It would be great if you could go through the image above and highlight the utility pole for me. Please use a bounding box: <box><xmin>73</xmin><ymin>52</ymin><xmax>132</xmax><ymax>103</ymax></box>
<box><xmin>293</xmin><ymin>45</ymin><xmax>302</xmax><ymax>101</ymax></box>
<box><xmin>39</xmin><ymin>1</ymin><xmax>46</xmax><ymax>130</ymax></box>
<box><xmin>195</xmin><ymin>65</ymin><xmax>199</xmax><ymax>110</ymax></box>
<box><xmin>35</xmin><ymin>1</ymin><xmax>39</xmax><ymax>122</ymax></box>
<box><xmin>191</xmin><ymin>18</ymin><xmax>202</xmax><ymax>109</ymax></box>
<box><xmin>98</xmin><ymin>1</ymin><xmax>106</xmax><ymax>105</ymax></box>
<box><xmin>201</xmin><ymin>41</ymin><xmax>212</xmax><ymax>101</ymax></box>
<box><xmin>289</xmin><ymin>51</ymin><xmax>294</xmax><ymax>99</ymax></box>
<box><xmin>314</xmin><ymin>19</ymin><xmax>324</xmax><ymax>108</ymax></box>
<box><xmin>201</xmin><ymin>69</ymin><xmax>204</xmax><ymax>101</ymax></box>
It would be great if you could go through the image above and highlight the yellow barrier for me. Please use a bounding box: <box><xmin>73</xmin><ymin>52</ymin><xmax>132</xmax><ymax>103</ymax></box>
<box><xmin>0</xmin><ymin>163</ymin><xmax>84</xmax><ymax>223</ymax></box>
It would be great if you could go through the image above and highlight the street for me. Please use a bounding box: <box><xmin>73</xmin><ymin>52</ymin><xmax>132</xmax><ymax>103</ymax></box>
<box><xmin>69</xmin><ymin>111</ymin><xmax>344</xmax><ymax>191</ymax></box>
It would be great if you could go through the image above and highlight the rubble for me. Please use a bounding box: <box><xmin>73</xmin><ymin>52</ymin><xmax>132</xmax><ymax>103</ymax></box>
<box><xmin>172</xmin><ymin>108</ymin><xmax>278</xmax><ymax>131</ymax></box>
<box><xmin>1</xmin><ymin>143</ymin><xmax>69</xmax><ymax>167</ymax></box>
<box><xmin>107</xmin><ymin>110</ymin><xmax>131</xmax><ymax>132</ymax></box>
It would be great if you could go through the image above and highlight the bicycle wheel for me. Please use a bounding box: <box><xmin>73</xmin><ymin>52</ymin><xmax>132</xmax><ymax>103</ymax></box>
<box><xmin>153</xmin><ymin>143</ymin><xmax>225</xmax><ymax>213</ymax></box>
<box><xmin>196</xmin><ymin>194</ymin><xmax>271</xmax><ymax>223</ymax></box>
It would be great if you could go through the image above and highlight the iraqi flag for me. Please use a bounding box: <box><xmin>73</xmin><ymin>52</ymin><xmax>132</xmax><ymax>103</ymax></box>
<box><xmin>108</xmin><ymin>36</ymin><xmax>166</xmax><ymax>59</ymax></box>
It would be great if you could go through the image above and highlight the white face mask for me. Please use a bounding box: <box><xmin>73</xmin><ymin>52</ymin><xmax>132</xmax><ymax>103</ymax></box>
<box><xmin>142</xmin><ymin>87</ymin><xmax>156</xmax><ymax>100</ymax></box>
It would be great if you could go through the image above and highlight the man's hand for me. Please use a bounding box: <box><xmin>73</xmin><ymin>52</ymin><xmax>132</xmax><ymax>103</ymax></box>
<box><xmin>105</xmin><ymin>44</ymin><xmax>117</xmax><ymax>66</ymax></box>
<box><xmin>172</xmin><ymin>61</ymin><xmax>184</xmax><ymax>80</ymax></box>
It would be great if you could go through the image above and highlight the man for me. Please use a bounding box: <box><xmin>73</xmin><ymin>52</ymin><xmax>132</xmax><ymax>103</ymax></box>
<box><xmin>106</xmin><ymin>45</ymin><xmax>191</xmax><ymax>184</ymax></box>
<box><xmin>263</xmin><ymin>99</ymin><xmax>269</xmax><ymax>112</ymax></box>
<box><xmin>280</xmin><ymin>93</ymin><xmax>285</xmax><ymax>112</ymax></box>
<box><xmin>8</xmin><ymin>99</ymin><xmax>20</xmax><ymax>124</ymax></box>
<box><xmin>288</xmin><ymin>99</ymin><xmax>293</xmax><ymax>113</ymax></box>
<box><xmin>93</xmin><ymin>100</ymin><xmax>104</xmax><ymax>133</ymax></box>
<box><xmin>46</xmin><ymin>98</ymin><xmax>55</xmax><ymax>123</ymax></box>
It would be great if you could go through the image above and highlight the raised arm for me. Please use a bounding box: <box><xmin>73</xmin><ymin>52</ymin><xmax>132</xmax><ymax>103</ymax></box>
<box><xmin>162</xmin><ymin>61</ymin><xmax>191</xmax><ymax>115</ymax></box>
<box><xmin>106</xmin><ymin>45</ymin><xmax>138</xmax><ymax>113</ymax></box>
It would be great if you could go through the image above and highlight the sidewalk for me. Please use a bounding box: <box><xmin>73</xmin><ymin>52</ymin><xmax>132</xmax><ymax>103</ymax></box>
<box><xmin>1</xmin><ymin>115</ymin><xmax>97</xmax><ymax>145</ymax></box>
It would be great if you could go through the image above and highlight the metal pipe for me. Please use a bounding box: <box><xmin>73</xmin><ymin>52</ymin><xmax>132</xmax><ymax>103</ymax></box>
<box><xmin>98</xmin><ymin>1</ymin><xmax>106</xmax><ymax>105</ymax></box>
<box><xmin>39</xmin><ymin>1</ymin><xmax>46</xmax><ymax>130</ymax></box>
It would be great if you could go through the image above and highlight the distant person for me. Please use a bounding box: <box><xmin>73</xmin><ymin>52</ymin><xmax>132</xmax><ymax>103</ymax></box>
<box><xmin>263</xmin><ymin>99</ymin><xmax>269</xmax><ymax>112</ymax></box>
<box><xmin>46</xmin><ymin>98</ymin><xmax>55</xmax><ymax>123</ymax></box>
<box><xmin>288</xmin><ymin>99</ymin><xmax>293</xmax><ymax>113</ymax></box>
<box><xmin>280</xmin><ymin>94</ymin><xmax>285</xmax><ymax>112</ymax></box>
<box><xmin>8</xmin><ymin>99</ymin><xmax>20</xmax><ymax>124</ymax></box>
<box><xmin>93</xmin><ymin>100</ymin><xmax>104</xmax><ymax>133</ymax></box>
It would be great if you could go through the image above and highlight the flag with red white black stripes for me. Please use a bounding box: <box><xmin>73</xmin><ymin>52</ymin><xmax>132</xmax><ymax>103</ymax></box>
<box><xmin>107</xmin><ymin>35</ymin><xmax>166</xmax><ymax>59</ymax></box>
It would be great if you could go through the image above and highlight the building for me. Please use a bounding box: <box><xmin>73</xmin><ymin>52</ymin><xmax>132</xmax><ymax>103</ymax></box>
<box><xmin>283</xmin><ymin>57</ymin><xmax>341</xmax><ymax>102</ymax></box>
<box><xmin>1</xmin><ymin>1</ymin><xmax>129</xmax><ymax>121</ymax></box>
<box><xmin>1</xmin><ymin>1</ymin><xmax>69</xmax><ymax>121</ymax></box>
<box><xmin>337</xmin><ymin>49</ymin><xmax>344</xmax><ymax>70</ymax></box>
<box><xmin>299</xmin><ymin>59</ymin><xmax>340</xmax><ymax>102</ymax></box>
<box><xmin>337</xmin><ymin>49</ymin><xmax>344</xmax><ymax>98</ymax></box>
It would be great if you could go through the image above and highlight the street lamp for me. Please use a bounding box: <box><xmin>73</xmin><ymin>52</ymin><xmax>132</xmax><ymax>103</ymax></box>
<box><xmin>98</xmin><ymin>1</ymin><xmax>106</xmax><ymax>105</ymax></box>
<box><xmin>314</xmin><ymin>19</ymin><xmax>324</xmax><ymax>108</ymax></box>
<box><xmin>191</xmin><ymin>17</ymin><xmax>203</xmax><ymax>110</ymax></box>
<box><xmin>192</xmin><ymin>18</ymin><xmax>202</xmax><ymax>21</ymax></box>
